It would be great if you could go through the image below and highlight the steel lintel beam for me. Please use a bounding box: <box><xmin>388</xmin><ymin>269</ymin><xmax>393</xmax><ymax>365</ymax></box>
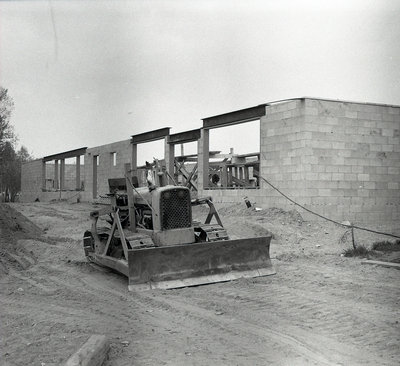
<box><xmin>43</xmin><ymin>147</ymin><xmax>87</xmax><ymax>162</ymax></box>
<box><xmin>168</xmin><ymin>129</ymin><xmax>201</xmax><ymax>145</ymax></box>
<box><xmin>131</xmin><ymin>127</ymin><xmax>170</xmax><ymax>144</ymax></box>
<box><xmin>202</xmin><ymin>104</ymin><xmax>267</xmax><ymax>129</ymax></box>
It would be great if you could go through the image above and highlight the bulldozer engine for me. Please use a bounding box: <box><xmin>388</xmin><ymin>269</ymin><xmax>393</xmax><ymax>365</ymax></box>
<box><xmin>83</xmin><ymin>178</ymin><xmax>275</xmax><ymax>290</ymax></box>
<box><xmin>132</xmin><ymin>186</ymin><xmax>194</xmax><ymax>246</ymax></box>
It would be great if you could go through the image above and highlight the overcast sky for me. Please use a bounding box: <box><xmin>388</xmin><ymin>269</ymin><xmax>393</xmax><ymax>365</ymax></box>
<box><xmin>0</xmin><ymin>0</ymin><xmax>399</xmax><ymax>162</ymax></box>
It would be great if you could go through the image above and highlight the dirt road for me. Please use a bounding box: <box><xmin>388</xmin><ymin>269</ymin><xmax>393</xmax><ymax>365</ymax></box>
<box><xmin>1</xmin><ymin>201</ymin><xmax>399</xmax><ymax>365</ymax></box>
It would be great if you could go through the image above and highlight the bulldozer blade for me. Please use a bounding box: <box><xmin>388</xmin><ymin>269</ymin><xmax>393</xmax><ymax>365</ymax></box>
<box><xmin>127</xmin><ymin>236</ymin><xmax>275</xmax><ymax>291</ymax></box>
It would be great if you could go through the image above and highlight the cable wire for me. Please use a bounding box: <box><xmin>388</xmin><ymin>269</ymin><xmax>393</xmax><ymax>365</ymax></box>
<box><xmin>258</xmin><ymin>175</ymin><xmax>400</xmax><ymax>239</ymax></box>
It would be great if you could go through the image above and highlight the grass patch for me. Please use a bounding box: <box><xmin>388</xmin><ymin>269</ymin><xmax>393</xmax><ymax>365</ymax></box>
<box><xmin>343</xmin><ymin>245</ymin><xmax>372</xmax><ymax>258</ymax></box>
<box><xmin>372</xmin><ymin>240</ymin><xmax>400</xmax><ymax>252</ymax></box>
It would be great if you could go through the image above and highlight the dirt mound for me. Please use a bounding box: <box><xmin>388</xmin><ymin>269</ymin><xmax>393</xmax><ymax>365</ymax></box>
<box><xmin>0</xmin><ymin>204</ymin><xmax>43</xmax><ymax>240</ymax></box>
<box><xmin>0</xmin><ymin>204</ymin><xmax>43</xmax><ymax>276</ymax></box>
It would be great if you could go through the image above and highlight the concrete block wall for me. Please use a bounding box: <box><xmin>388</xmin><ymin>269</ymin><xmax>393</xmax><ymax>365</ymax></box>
<box><xmin>44</xmin><ymin>163</ymin><xmax>84</xmax><ymax>190</ymax></box>
<box><xmin>259</xmin><ymin>100</ymin><xmax>308</xmax><ymax>208</ymax></box>
<box><xmin>201</xmin><ymin>100</ymin><xmax>307</xmax><ymax>209</ymax></box>
<box><xmin>205</xmin><ymin>98</ymin><xmax>399</xmax><ymax>224</ymax></box>
<box><xmin>20</xmin><ymin>160</ymin><xmax>83</xmax><ymax>201</ymax></box>
<box><xmin>82</xmin><ymin>139</ymin><xmax>131</xmax><ymax>201</ymax></box>
<box><xmin>20</xmin><ymin>159</ymin><xmax>43</xmax><ymax>201</ymax></box>
<box><xmin>299</xmin><ymin>98</ymin><xmax>400</xmax><ymax>223</ymax></box>
<box><xmin>20</xmin><ymin>97</ymin><xmax>399</xmax><ymax>224</ymax></box>
<box><xmin>63</xmin><ymin>164</ymin><xmax>84</xmax><ymax>190</ymax></box>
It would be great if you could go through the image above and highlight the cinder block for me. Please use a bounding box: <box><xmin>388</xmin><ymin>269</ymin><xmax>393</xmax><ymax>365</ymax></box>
<box><xmin>332</xmin><ymin>142</ymin><xmax>346</xmax><ymax>149</ymax></box>
<box><xmin>305</xmin><ymin>172</ymin><xmax>318</xmax><ymax>180</ymax></box>
<box><xmin>326</xmin><ymin>165</ymin><xmax>339</xmax><ymax>173</ymax></box>
<box><xmin>388</xmin><ymin>167</ymin><xmax>400</xmax><ymax>175</ymax></box>
<box><xmin>338</xmin><ymin>166</ymin><xmax>352</xmax><ymax>173</ymax></box>
<box><xmin>318</xmin><ymin>188</ymin><xmax>331</xmax><ymax>196</ymax></box>
<box><xmin>357</xmin><ymin>189</ymin><xmax>370</xmax><ymax>197</ymax></box>
<box><xmin>363</xmin><ymin>181</ymin><xmax>376</xmax><ymax>189</ymax></box>
<box><xmin>304</xmin><ymin>188</ymin><xmax>319</xmax><ymax>196</ymax></box>
<box><xmin>382</xmin><ymin>129</ymin><xmax>394</xmax><ymax>137</ymax></box>
<box><xmin>332</xmin><ymin>173</ymin><xmax>345</xmax><ymax>181</ymax></box>
<box><xmin>344</xmin><ymin>173</ymin><xmax>357</xmax><ymax>181</ymax></box>
<box><xmin>291</xmin><ymin>140</ymin><xmax>306</xmax><ymax>149</ymax></box>
<box><xmin>388</xmin><ymin>107</ymin><xmax>400</xmax><ymax>115</ymax></box>
<box><xmin>351</xmin><ymin>166</ymin><xmax>363</xmax><ymax>173</ymax></box>
<box><xmin>318</xmin><ymin>173</ymin><xmax>332</xmax><ymax>181</ymax></box>
<box><xmin>382</xmin><ymin>145</ymin><xmax>394</xmax><ymax>152</ymax></box>
<box><xmin>357</xmin><ymin>173</ymin><xmax>370</xmax><ymax>181</ymax></box>
<box><xmin>304</xmin><ymin>107</ymin><xmax>319</xmax><ymax>116</ymax></box>
<box><xmin>388</xmin><ymin>137</ymin><xmax>399</xmax><ymax>145</ymax></box>
<box><xmin>382</xmin><ymin>113</ymin><xmax>395</xmax><ymax>122</ymax></box>
<box><xmin>349</xmin><ymin>204</ymin><xmax>363</xmax><ymax>213</ymax></box>
<box><xmin>304</xmin><ymin>99</ymin><xmax>318</xmax><ymax>108</ymax></box>
<box><xmin>338</xmin><ymin>181</ymin><xmax>351</xmax><ymax>189</ymax></box>
<box><xmin>345</xmin><ymin>111</ymin><xmax>358</xmax><ymax>119</ymax></box>
<box><xmin>376</xmin><ymin>166</ymin><xmax>388</xmax><ymax>174</ymax></box>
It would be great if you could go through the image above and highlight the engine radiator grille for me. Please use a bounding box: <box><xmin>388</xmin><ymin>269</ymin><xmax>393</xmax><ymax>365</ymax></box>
<box><xmin>160</xmin><ymin>188</ymin><xmax>192</xmax><ymax>230</ymax></box>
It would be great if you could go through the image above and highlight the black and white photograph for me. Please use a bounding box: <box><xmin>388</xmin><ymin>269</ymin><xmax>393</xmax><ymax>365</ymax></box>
<box><xmin>0</xmin><ymin>1</ymin><xmax>399</xmax><ymax>365</ymax></box>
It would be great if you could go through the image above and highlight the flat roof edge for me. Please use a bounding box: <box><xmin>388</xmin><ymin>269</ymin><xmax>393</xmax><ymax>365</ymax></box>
<box><xmin>43</xmin><ymin>147</ymin><xmax>87</xmax><ymax>162</ymax></box>
<box><xmin>266</xmin><ymin>97</ymin><xmax>400</xmax><ymax>109</ymax></box>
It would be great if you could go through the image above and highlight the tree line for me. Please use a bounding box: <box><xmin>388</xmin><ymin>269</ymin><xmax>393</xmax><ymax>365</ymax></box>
<box><xmin>0</xmin><ymin>87</ymin><xmax>33</xmax><ymax>202</ymax></box>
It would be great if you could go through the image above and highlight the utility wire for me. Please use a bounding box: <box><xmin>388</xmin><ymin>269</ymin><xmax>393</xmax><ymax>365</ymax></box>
<box><xmin>258</xmin><ymin>175</ymin><xmax>400</xmax><ymax>239</ymax></box>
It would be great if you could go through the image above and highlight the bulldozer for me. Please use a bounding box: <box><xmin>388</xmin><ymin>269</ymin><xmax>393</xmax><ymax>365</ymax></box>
<box><xmin>83</xmin><ymin>175</ymin><xmax>275</xmax><ymax>291</ymax></box>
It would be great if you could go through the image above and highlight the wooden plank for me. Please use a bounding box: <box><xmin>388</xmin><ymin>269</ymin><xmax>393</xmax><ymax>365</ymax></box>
<box><xmin>174</xmin><ymin>160</ymin><xmax>198</xmax><ymax>190</ymax></box>
<box><xmin>64</xmin><ymin>334</ymin><xmax>108</xmax><ymax>366</ymax></box>
<box><xmin>231</xmin><ymin>176</ymin><xmax>250</xmax><ymax>187</ymax></box>
<box><xmin>361</xmin><ymin>260</ymin><xmax>400</xmax><ymax>269</ymax></box>
<box><xmin>184</xmin><ymin>163</ymin><xmax>198</xmax><ymax>189</ymax></box>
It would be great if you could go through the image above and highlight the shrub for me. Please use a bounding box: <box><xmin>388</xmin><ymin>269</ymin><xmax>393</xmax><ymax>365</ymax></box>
<box><xmin>372</xmin><ymin>240</ymin><xmax>400</xmax><ymax>252</ymax></box>
<box><xmin>342</xmin><ymin>245</ymin><xmax>371</xmax><ymax>258</ymax></box>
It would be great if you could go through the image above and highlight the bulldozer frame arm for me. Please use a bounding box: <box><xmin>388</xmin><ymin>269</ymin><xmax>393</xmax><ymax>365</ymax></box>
<box><xmin>191</xmin><ymin>197</ymin><xmax>223</xmax><ymax>226</ymax></box>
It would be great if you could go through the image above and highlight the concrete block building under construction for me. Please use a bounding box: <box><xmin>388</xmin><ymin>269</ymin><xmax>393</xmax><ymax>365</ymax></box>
<box><xmin>21</xmin><ymin>97</ymin><xmax>400</xmax><ymax>224</ymax></box>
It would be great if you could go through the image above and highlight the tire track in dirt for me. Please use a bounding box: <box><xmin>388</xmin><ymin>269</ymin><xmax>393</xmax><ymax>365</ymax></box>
<box><xmin>58</xmin><ymin>269</ymin><xmax>273</xmax><ymax>365</ymax></box>
<box><xmin>59</xmin><ymin>267</ymin><xmax>303</xmax><ymax>365</ymax></box>
<box><xmin>4</xmin><ymin>202</ymin><xmax>399</xmax><ymax>365</ymax></box>
<box><xmin>38</xmin><ymin>253</ymin><xmax>399</xmax><ymax>365</ymax></box>
<box><xmin>159</xmin><ymin>263</ymin><xmax>399</xmax><ymax>366</ymax></box>
<box><xmin>123</xmin><ymin>291</ymin><xmax>309</xmax><ymax>366</ymax></box>
<box><xmin>130</xmin><ymin>291</ymin><xmax>337</xmax><ymax>366</ymax></box>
